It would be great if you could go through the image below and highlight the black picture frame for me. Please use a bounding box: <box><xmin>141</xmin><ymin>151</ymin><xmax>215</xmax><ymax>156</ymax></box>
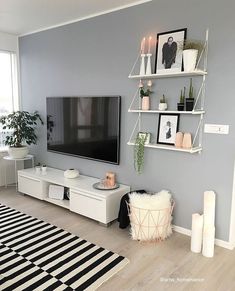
<box><xmin>157</xmin><ymin>113</ymin><xmax>180</xmax><ymax>145</ymax></box>
<box><xmin>154</xmin><ymin>28</ymin><xmax>187</xmax><ymax>74</ymax></box>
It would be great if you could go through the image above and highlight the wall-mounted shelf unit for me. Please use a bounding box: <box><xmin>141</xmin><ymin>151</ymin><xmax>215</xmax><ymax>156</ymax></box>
<box><xmin>128</xmin><ymin>69</ymin><xmax>207</xmax><ymax>80</ymax></box>
<box><xmin>127</xmin><ymin>142</ymin><xmax>202</xmax><ymax>154</ymax></box>
<box><xmin>127</xmin><ymin>29</ymin><xmax>209</xmax><ymax>154</ymax></box>
<box><xmin>128</xmin><ymin>109</ymin><xmax>205</xmax><ymax>115</ymax></box>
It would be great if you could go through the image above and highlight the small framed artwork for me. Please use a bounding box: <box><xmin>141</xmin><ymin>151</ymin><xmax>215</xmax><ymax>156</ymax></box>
<box><xmin>154</xmin><ymin>28</ymin><xmax>187</xmax><ymax>74</ymax></box>
<box><xmin>137</xmin><ymin>132</ymin><xmax>151</xmax><ymax>144</ymax></box>
<box><xmin>157</xmin><ymin>113</ymin><xmax>180</xmax><ymax>145</ymax></box>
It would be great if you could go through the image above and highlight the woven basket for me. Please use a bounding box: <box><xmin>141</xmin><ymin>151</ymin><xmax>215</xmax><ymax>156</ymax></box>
<box><xmin>126</xmin><ymin>199</ymin><xmax>175</xmax><ymax>242</ymax></box>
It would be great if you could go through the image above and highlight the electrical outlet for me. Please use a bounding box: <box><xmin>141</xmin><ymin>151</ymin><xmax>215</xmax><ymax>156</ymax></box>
<box><xmin>204</xmin><ymin>124</ymin><xmax>229</xmax><ymax>135</ymax></box>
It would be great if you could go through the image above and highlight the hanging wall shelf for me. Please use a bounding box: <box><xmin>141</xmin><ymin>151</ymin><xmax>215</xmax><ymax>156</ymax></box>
<box><xmin>127</xmin><ymin>29</ymin><xmax>209</xmax><ymax>154</ymax></box>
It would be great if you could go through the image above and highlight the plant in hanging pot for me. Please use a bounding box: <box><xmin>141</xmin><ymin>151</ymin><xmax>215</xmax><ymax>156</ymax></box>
<box><xmin>139</xmin><ymin>83</ymin><xmax>152</xmax><ymax>111</ymax></box>
<box><xmin>134</xmin><ymin>132</ymin><xmax>150</xmax><ymax>174</ymax></box>
<box><xmin>186</xmin><ymin>78</ymin><xmax>195</xmax><ymax>111</ymax></box>
<box><xmin>177</xmin><ymin>87</ymin><xmax>186</xmax><ymax>111</ymax></box>
<box><xmin>181</xmin><ymin>40</ymin><xmax>204</xmax><ymax>72</ymax></box>
<box><xmin>158</xmin><ymin>94</ymin><xmax>167</xmax><ymax>111</ymax></box>
<box><xmin>0</xmin><ymin>111</ymin><xmax>44</xmax><ymax>159</ymax></box>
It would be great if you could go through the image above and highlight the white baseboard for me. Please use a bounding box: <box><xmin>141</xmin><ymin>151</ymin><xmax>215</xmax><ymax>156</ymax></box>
<box><xmin>173</xmin><ymin>225</ymin><xmax>234</xmax><ymax>250</ymax></box>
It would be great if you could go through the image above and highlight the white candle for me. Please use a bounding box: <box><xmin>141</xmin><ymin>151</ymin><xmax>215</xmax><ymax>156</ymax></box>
<box><xmin>148</xmin><ymin>36</ymin><xmax>152</xmax><ymax>54</ymax></box>
<box><xmin>191</xmin><ymin>213</ymin><xmax>203</xmax><ymax>253</ymax></box>
<box><xmin>204</xmin><ymin>191</ymin><xmax>216</xmax><ymax>226</ymax></box>
<box><xmin>141</xmin><ymin>37</ymin><xmax>146</xmax><ymax>54</ymax></box>
<box><xmin>202</xmin><ymin>226</ymin><xmax>215</xmax><ymax>258</ymax></box>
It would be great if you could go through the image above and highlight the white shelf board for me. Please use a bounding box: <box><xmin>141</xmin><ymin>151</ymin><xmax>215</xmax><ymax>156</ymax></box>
<box><xmin>128</xmin><ymin>70</ymin><xmax>207</xmax><ymax>79</ymax></box>
<box><xmin>128</xmin><ymin>109</ymin><xmax>205</xmax><ymax>115</ymax></box>
<box><xmin>44</xmin><ymin>197</ymin><xmax>70</xmax><ymax>209</ymax></box>
<box><xmin>127</xmin><ymin>142</ymin><xmax>202</xmax><ymax>154</ymax></box>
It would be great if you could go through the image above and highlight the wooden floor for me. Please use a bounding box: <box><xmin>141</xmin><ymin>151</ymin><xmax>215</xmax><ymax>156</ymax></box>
<box><xmin>1</xmin><ymin>188</ymin><xmax>235</xmax><ymax>291</ymax></box>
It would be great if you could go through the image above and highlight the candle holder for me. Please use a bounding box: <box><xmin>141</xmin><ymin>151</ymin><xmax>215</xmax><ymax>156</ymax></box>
<box><xmin>146</xmin><ymin>53</ymin><xmax>152</xmax><ymax>75</ymax></box>
<box><xmin>139</xmin><ymin>54</ymin><xmax>146</xmax><ymax>76</ymax></box>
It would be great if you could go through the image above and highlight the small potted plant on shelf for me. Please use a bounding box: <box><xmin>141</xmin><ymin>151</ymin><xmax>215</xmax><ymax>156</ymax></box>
<box><xmin>0</xmin><ymin>111</ymin><xmax>44</xmax><ymax>159</ymax></box>
<box><xmin>139</xmin><ymin>82</ymin><xmax>152</xmax><ymax>110</ymax></box>
<box><xmin>134</xmin><ymin>132</ymin><xmax>150</xmax><ymax>174</ymax></box>
<box><xmin>177</xmin><ymin>87</ymin><xmax>186</xmax><ymax>111</ymax></box>
<box><xmin>158</xmin><ymin>94</ymin><xmax>167</xmax><ymax>111</ymax></box>
<box><xmin>186</xmin><ymin>78</ymin><xmax>194</xmax><ymax>111</ymax></box>
<box><xmin>181</xmin><ymin>40</ymin><xmax>204</xmax><ymax>72</ymax></box>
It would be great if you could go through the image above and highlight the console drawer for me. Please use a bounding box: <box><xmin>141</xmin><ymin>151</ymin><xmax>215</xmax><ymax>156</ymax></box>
<box><xmin>70</xmin><ymin>189</ymin><xmax>106</xmax><ymax>223</ymax></box>
<box><xmin>18</xmin><ymin>174</ymin><xmax>44</xmax><ymax>200</ymax></box>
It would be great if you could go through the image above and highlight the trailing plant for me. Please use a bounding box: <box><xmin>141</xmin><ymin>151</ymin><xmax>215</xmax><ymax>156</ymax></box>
<box><xmin>0</xmin><ymin>111</ymin><xmax>44</xmax><ymax>147</ymax></box>
<box><xmin>160</xmin><ymin>94</ymin><xmax>166</xmax><ymax>103</ymax></box>
<box><xmin>134</xmin><ymin>133</ymin><xmax>147</xmax><ymax>174</ymax></box>
<box><xmin>189</xmin><ymin>78</ymin><xmax>194</xmax><ymax>99</ymax></box>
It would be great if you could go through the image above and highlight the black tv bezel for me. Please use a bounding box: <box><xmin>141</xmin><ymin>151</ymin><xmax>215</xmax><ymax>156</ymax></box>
<box><xmin>46</xmin><ymin>96</ymin><xmax>121</xmax><ymax>165</ymax></box>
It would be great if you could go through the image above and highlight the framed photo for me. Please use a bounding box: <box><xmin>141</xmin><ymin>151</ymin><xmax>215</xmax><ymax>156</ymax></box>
<box><xmin>154</xmin><ymin>28</ymin><xmax>187</xmax><ymax>74</ymax></box>
<box><xmin>137</xmin><ymin>132</ymin><xmax>151</xmax><ymax>144</ymax></box>
<box><xmin>157</xmin><ymin>113</ymin><xmax>180</xmax><ymax>145</ymax></box>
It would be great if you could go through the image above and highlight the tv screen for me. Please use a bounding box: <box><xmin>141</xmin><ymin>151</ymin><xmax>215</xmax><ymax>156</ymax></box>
<box><xmin>46</xmin><ymin>96</ymin><xmax>121</xmax><ymax>164</ymax></box>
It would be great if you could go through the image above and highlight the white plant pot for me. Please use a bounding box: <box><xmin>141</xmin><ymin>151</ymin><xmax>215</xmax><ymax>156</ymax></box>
<box><xmin>141</xmin><ymin>96</ymin><xmax>150</xmax><ymax>110</ymax></box>
<box><xmin>8</xmin><ymin>146</ymin><xmax>29</xmax><ymax>159</ymax></box>
<box><xmin>183</xmin><ymin>49</ymin><xmax>198</xmax><ymax>72</ymax></box>
<box><xmin>158</xmin><ymin>103</ymin><xmax>167</xmax><ymax>111</ymax></box>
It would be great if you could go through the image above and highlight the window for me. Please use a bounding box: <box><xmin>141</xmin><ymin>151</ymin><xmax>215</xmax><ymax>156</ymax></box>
<box><xmin>0</xmin><ymin>51</ymin><xmax>19</xmax><ymax>115</ymax></box>
<box><xmin>0</xmin><ymin>51</ymin><xmax>19</xmax><ymax>147</ymax></box>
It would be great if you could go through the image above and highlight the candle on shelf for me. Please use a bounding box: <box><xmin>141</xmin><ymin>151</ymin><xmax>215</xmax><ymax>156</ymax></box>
<box><xmin>141</xmin><ymin>37</ymin><xmax>146</xmax><ymax>54</ymax></box>
<box><xmin>148</xmin><ymin>36</ymin><xmax>152</xmax><ymax>54</ymax></box>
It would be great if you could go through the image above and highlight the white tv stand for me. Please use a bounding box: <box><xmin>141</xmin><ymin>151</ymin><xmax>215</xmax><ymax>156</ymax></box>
<box><xmin>18</xmin><ymin>167</ymin><xmax>130</xmax><ymax>225</ymax></box>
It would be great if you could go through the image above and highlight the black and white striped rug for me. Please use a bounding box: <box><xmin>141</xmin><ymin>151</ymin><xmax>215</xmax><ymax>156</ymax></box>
<box><xmin>0</xmin><ymin>204</ymin><xmax>129</xmax><ymax>290</ymax></box>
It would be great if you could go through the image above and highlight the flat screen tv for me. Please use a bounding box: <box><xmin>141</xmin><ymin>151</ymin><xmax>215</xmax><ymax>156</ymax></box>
<box><xmin>46</xmin><ymin>96</ymin><xmax>121</xmax><ymax>164</ymax></box>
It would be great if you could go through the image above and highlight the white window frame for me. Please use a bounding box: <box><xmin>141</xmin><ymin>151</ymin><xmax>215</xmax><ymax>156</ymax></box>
<box><xmin>0</xmin><ymin>50</ymin><xmax>20</xmax><ymax>115</ymax></box>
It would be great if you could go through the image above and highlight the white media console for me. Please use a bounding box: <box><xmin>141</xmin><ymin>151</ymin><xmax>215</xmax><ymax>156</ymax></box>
<box><xmin>18</xmin><ymin>167</ymin><xmax>130</xmax><ymax>225</ymax></box>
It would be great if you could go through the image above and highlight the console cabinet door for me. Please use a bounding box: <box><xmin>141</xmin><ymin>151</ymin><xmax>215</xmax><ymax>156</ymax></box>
<box><xmin>18</xmin><ymin>174</ymin><xmax>44</xmax><ymax>200</ymax></box>
<box><xmin>70</xmin><ymin>190</ymin><xmax>106</xmax><ymax>223</ymax></box>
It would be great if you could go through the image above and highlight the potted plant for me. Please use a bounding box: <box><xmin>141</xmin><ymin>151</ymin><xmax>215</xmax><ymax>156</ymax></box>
<box><xmin>134</xmin><ymin>132</ymin><xmax>150</xmax><ymax>174</ymax></box>
<box><xmin>0</xmin><ymin>111</ymin><xmax>44</xmax><ymax>159</ymax></box>
<box><xmin>158</xmin><ymin>94</ymin><xmax>167</xmax><ymax>111</ymax></box>
<box><xmin>182</xmin><ymin>40</ymin><xmax>204</xmax><ymax>72</ymax></box>
<box><xmin>140</xmin><ymin>85</ymin><xmax>152</xmax><ymax>110</ymax></box>
<box><xmin>177</xmin><ymin>87</ymin><xmax>186</xmax><ymax>111</ymax></box>
<box><xmin>186</xmin><ymin>78</ymin><xmax>194</xmax><ymax>111</ymax></box>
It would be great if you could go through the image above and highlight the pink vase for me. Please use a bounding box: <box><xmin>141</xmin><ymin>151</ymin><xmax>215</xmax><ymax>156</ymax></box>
<box><xmin>175</xmin><ymin>132</ymin><xmax>183</xmax><ymax>148</ymax></box>
<box><xmin>142</xmin><ymin>96</ymin><xmax>150</xmax><ymax>110</ymax></box>
<box><xmin>182</xmin><ymin>133</ymin><xmax>192</xmax><ymax>149</ymax></box>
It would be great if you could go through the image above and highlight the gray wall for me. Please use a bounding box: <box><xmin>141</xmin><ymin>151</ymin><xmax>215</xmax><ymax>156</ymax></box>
<box><xmin>19</xmin><ymin>0</ymin><xmax>235</xmax><ymax>241</ymax></box>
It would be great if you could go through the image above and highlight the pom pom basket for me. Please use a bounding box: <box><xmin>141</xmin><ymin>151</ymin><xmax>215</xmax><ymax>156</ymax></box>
<box><xmin>126</xmin><ymin>200</ymin><xmax>175</xmax><ymax>242</ymax></box>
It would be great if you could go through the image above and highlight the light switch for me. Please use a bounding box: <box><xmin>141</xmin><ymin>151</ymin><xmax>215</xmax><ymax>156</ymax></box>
<box><xmin>204</xmin><ymin>124</ymin><xmax>229</xmax><ymax>135</ymax></box>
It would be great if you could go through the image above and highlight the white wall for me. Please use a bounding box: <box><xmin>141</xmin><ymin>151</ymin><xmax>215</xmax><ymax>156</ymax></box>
<box><xmin>0</xmin><ymin>31</ymin><xmax>18</xmax><ymax>52</ymax></box>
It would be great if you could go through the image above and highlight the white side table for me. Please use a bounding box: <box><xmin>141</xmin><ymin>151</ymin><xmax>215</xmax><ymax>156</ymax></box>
<box><xmin>3</xmin><ymin>155</ymin><xmax>34</xmax><ymax>190</ymax></box>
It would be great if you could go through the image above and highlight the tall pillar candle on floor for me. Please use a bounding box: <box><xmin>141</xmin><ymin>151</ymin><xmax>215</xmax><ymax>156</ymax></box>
<box><xmin>204</xmin><ymin>191</ymin><xmax>216</xmax><ymax>226</ymax></box>
<box><xmin>202</xmin><ymin>226</ymin><xmax>215</xmax><ymax>257</ymax></box>
<box><xmin>191</xmin><ymin>213</ymin><xmax>203</xmax><ymax>253</ymax></box>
